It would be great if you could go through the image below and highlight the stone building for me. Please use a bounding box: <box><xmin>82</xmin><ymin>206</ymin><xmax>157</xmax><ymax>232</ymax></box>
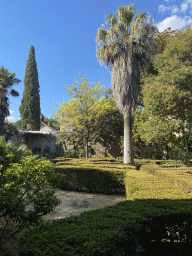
<box><xmin>10</xmin><ymin>122</ymin><xmax>62</xmax><ymax>157</ymax></box>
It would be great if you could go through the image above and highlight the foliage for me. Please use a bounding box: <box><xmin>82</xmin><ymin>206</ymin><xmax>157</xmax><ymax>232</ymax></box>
<box><xmin>138</xmin><ymin>26</ymin><xmax>192</xmax><ymax>165</ymax></box>
<box><xmin>0</xmin><ymin>136</ymin><xmax>32</xmax><ymax>173</ymax></box>
<box><xmin>0</xmin><ymin>66</ymin><xmax>21</xmax><ymax>136</ymax></box>
<box><xmin>0</xmin><ymin>136</ymin><xmax>65</xmax><ymax>254</ymax></box>
<box><xmin>61</xmin><ymin>96</ymin><xmax>123</xmax><ymax>158</ymax></box>
<box><xmin>41</xmin><ymin>146</ymin><xmax>51</xmax><ymax>158</ymax></box>
<box><xmin>41</xmin><ymin>115</ymin><xmax>60</xmax><ymax>130</ymax></box>
<box><xmin>93</xmin><ymin>104</ymin><xmax>124</xmax><ymax>155</ymax></box>
<box><xmin>53</xmin><ymin>73</ymin><xmax>116</xmax><ymax>158</ymax></box>
<box><xmin>96</xmin><ymin>3</ymin><xmax>158</xmax><ymax>164</ymax></box>
<box><xmin>3</xmin><ymin>121</ymin><xmax>18</xmax><ymax>141</ymax></box>
<box><xmin>96</xmin><ymin>3</ymin><xmax>157</xmax><ymax>71</ymax></box>
<box><xmin>154</xmin><ymin>26</ymin><xmax>179</xmax><ymax>54</ymax></box>
<box><xmin>19</xmin><ymin>46</ymin><xmax>41</xmax><ymax>131</ymax></box>
<box><xmin>12</xmin><ymin>119</ymin><xmax>23</xmax><ymax>130</ymax></box>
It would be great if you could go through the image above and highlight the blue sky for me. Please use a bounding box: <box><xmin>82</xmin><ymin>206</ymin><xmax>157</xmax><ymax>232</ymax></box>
<box><xmin>1</xmin><ymin>0</ymin><xmax>192</xmax><ymax>122</ymax></box>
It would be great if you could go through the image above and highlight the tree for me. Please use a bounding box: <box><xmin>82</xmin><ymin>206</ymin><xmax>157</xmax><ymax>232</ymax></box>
<box><xmin>0</xmin><ymin>136</ymin><xmax>65</xmax><ymax>254</ymax></box>
<box><xmin>59</xmin><ymin>96</ymin><xmax>123</xmax><ymax>158</ymax></box>
<box><xmin>154</xmin><ymin>27</ymin><xmax>178</xmax><ymax>54</ymax></box>
<box><xmin>54</xmin><ymin>73</ymin><xmax>116</xmax><ymax>158</ymax></box>
<box><xmin>12</xmin><ymin>119</ymin><xmax>23</xmax><ymax>130</ymax></box>
<box><xmin>93</xmin><ymin>105</ymin><xmax>124</xmax><ymax>157</ymax></box>
<box><xmin>19</xmin><ymin>46</ymin><xmax>41</xmax><ymax>131</ymax></box>
<box><xmin>62</xmin><ymin>129</ymin><xmax>88</xmax><ymax>158</ymax></box>
<box><xmin>96</xmin><ymin>3</ymin><xmax>157</xmax><ymax>164</ymax></box>
<box><xmin>138</xmin><ymin>26</ymin><xmax>192</xmax><ymax>165</ymax></box>
<box><xmin>0</xmin><ymin>67</ymin><xmax>21</xmax><ymax>136</ymax></box>
<box><xmin>41</xmin><ymin>115</ymin><xmax>60</xmax><ymax>130</ymax></box>
<box><xmin>3</xmin><ymin>121</ymin><xmax>18</xmax><ymax>142</ymax></box>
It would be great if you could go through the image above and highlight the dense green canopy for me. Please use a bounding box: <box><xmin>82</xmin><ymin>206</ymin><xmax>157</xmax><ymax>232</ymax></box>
<box><xmin>19</xmin><ymin>46</ymin><xmax>41</xmax><ymax>130</ymax></box>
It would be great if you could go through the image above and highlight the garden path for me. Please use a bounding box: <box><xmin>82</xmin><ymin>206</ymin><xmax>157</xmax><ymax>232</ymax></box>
<box><xmin>39</xmin><ymin>188</ymin><xmax>127</xmax><ymax>221</ymax></box>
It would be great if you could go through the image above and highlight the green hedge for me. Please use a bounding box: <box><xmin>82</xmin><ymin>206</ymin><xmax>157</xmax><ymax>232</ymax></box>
<box><xmin>17</xmin><ymin>199</ymin><xmax>192</xmax><ymax>256</ymax></box>
<box><xmin>16</xmin><ymin>158</ymin><xmax>192</xmax><ymax>255</ymax></box>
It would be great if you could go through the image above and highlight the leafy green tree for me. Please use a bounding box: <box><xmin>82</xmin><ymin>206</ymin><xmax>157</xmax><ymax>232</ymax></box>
<box><xmin>63</xmin><ymin>129</ymin><xmax>88</xmax><ymax>158</ymax></box>
<box><xmin>19</xmin><ymin>46</ymin><xmax>41</xmax><ymax>131</ymax></box>
<box><xmin>154</xmin><ymin>27</ymin><xmax>178</xmax><ymax>54</ymax></box>
<box><xmin>3</xmin><ymin>121</ymin><xmax>18</xmax><ymax>142</ymax></box>
<box><xmin>93</xmin><ymin>105</ymin><xmax>124</xmax><ymax>157</ymax></box>
<box><xmin>59</xmin><ymin>98</ymin><xmax>123</xmax><ymax>159</ymax></box>
<box><xmin>96</xmin><ymin>3</ymin><xmax>157</xmax><ymax>164</ymax></box>
<box><xmin>12</xmin><ymin>119</ymin><xmax>23</xmax><ymax>130</ymax></box>
<box><xmin>54</xmin><ymin>73</ymin><xmax>116</xmax><ymax>158</ymax></box>
<box><xmin>41</xmin><ymin>115</ymin><xmax>60</xmax><ymax>130</ymax></box>
<box><xmin>0</xmin><ymin>136</ymin><xmax>65</xmax><ymax>254</ymax></box>
<box><xmin>138</xmin><ymin>26</ymin><xmax>192</xmax><ymax>165</ymax></box>
<box><xmin>0</xmin><ymin>67</ymin><xmax>21</xmax><ymax>136</ymax></box>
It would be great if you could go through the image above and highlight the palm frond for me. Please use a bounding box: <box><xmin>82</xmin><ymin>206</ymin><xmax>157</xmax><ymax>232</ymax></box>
<box><xmin>116</xmin><ymin>21</ymin><xmax>128</xmax><ymax>37</ymax></box>
<box><xmin>117</xmin><ymin>4</ymin><xmax>136</xmax><ymax>32</ymax></box>
<box><xmin>130</xmin><ymin>11</ymin><xmax>148</xmax><ymax>38</ymax></box>
<box><xmin>96</xmin><ymin>41</ymin><xmax>123</xmax><ymax>67</ymax></box>
<box><xmin>96</xmin><ymin>28</ymin><xmax>108</xmax><ymax>45</ymax></box>
<box><xmin>105</xmin><ymin>13</ymin><xmax>117</xmax><ymax>28</ymax></box>
<box><xmin>96</xmin><ymin>3</ymin><xmax>158</xmax><ymax>83</ymax></box>
<box><xmin>105</xmin><ymin>28</ymin><xmax>119</xmax><ymax>43</ymax></box>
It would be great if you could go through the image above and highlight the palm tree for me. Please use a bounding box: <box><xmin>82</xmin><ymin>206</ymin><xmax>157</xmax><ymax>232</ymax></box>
<box><xmin>96</xmin><ymin>3</ymin><xmax>158</xmax><ymax>164</ymax></box>
<box><xmin>0</xmin><ymin>66</ymin><xmax>21</xmax><ymax>136</ymax></box>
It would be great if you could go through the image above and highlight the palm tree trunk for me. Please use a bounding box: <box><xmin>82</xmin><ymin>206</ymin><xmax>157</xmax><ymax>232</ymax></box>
<box><xmin>124</xmin><ymin>113</ymin><xmax>134</xmax><ymax>165</ymax></box>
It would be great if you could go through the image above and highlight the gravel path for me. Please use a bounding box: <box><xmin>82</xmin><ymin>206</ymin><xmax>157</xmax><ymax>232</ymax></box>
<box><xmin>41</xmin><ymin>188</ymin><xmax>127</xmax><ymax>221</ymax></box>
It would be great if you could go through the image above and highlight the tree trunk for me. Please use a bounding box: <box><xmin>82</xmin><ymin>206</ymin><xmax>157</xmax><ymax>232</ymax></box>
<box><xmin>162</xmin><ymin>141</ymin><xmax>168</xmax><ymax>160</ymax></box>
<box><xmin>85</xmin><ymin>138</ymin><xmax>88</xmax><ymax>158</ymax></box>
<box><xmin>181</xmin><ymin>125</ymin><xmax>190</xmax><ymax>165</ymax></box>
<box><xmin>124</xmin><ymin>113</ymin><xmax>134</xmax><ymax>165</ymax></box>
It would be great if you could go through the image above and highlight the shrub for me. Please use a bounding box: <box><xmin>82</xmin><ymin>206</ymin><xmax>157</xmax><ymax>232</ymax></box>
<box><xmin>0</xmin><ymin>136</ymin><xmax>66</xmax><ymax>254</ymax></box>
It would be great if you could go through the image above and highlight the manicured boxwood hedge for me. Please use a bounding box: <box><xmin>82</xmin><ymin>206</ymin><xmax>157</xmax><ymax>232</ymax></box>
<box><xmin>17</xmin><ymin>158</ymin><xmax>192</xmax><ymax>256</ymax></box>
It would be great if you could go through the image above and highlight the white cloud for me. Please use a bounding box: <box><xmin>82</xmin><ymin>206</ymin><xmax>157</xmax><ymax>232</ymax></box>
<box><xmin>9</xmin><ymin>110</ymin><xmax>14</xmax><ymax>114</ymax></box>
<box><xmin>159</xmin><ymin>0</ymin><xmax>192</xmax><ymax>14</ymax></box>
<box><xmin>180</xmin><ymin>2</ymin><xmax>188</xmax><ymax>12</ymax></box>
<box><xmin>7</xmin><ymin>116</ymin><xmax>15</xmax><ymax>121</ymax></box>
<box><xmin>157</xmin><ymin>15</ymin><xmax>192</xmax><ymax>32</ymax></box>
<box><xmin>165</xmin><ymin>0</ymin><xmax>176</xmax><ymax>3</ymax></box>
<box><xmin>171</xmin><ymin>5</ymin><xmax>179</xmax><ymax>14</ymax></box>
<box><xmin>158</xmin><ymin>5</ymin><xmax>170</xmax><ymax>13</ymax></box>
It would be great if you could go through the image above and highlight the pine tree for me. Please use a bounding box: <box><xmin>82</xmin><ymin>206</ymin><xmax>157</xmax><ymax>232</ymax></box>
<box><xmin>19</xmin><ymin>46</ymin><xmax>41</xmax><ymax>130</ymax></box>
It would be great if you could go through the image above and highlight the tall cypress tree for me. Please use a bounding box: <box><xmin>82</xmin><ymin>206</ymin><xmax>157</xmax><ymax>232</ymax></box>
<box><xmin>19</xmin><ymin>46</ymin><xmax>41</xmax><ymax>130</ymax></box>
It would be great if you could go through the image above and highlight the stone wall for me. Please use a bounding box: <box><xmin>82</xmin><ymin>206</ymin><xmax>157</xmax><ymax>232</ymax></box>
<box><xmin>90</xmin><ymin>138</ymin><xmax>174</xmax><ymax>159</ymax></box>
